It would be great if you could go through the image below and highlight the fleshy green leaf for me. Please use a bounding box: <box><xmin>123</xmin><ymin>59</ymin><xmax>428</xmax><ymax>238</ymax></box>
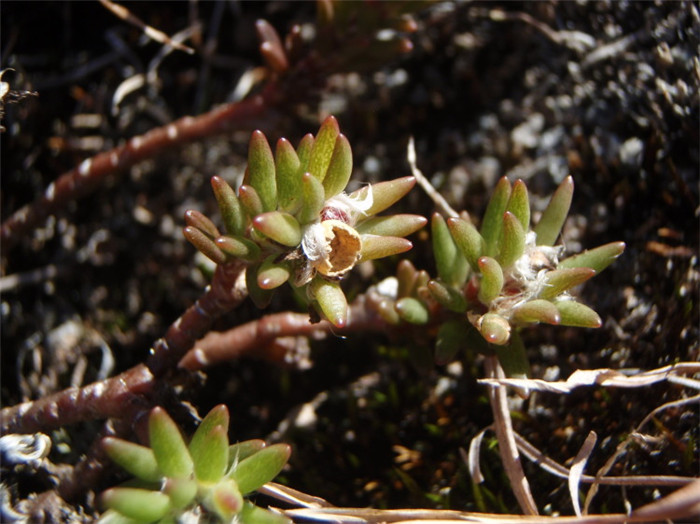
<box><xmin>275</xmin><ymin>138</ymin><xmax>302</xmax><ymax>213</ymax></box>
<box><xmin>253</xmin><ymin>211</ymin><xmax>302</xmax><ymax>247</ymax></box>
<box><xmin>295</xmin><ymin>134</ymin><xmax>314</xmax><ymax>175</ymax></box>
<box><xmin>506</xmin><ymin>179</ymin><xmax>530</xmax><ymax>230</ymax></box>
<box><xmin>432</xmin><ymin>213</ymin><xmax>469</xmax><ymax>287</ymax></box>
<box><xmin>493</xmin><ymin>331</ymin><xmax>530</xmax><ymax>379</ymax></box>
<box><xmin>478</xmin><ymin>312</ymin><xmax>511</xmax><ymax>346</ymax></box>
<box><xmin>448</xmin><ymin>216</ymin><xmax>485</xmax><ymax>273</ymax></box>
<box><xmin>191</xmin><ymin>425</ymin><xmax>229</xmax><ymax>483</ymax></box>
<box><xmin>202</xmin><ymin>478</ymin><xmax>244</xmax><ymax>521</ymax></box>
<box><xmin>163</xmin><ymin>476</ymin><xmax>198</xmax><ymax>509</ymax></box>
<box><xmin>435</xmin><ymin>319</ymin><xmax>470</xmax><ymax>365</ymax></box>
<box><xmin>211</xmin><ymin>176</ymin><xmax>245</xmax><ymax>236</ymax></box>
<box><xmin>395</xmin><ymin>297</ymin><xmax>429</xmax><ymax>325</ymax></box>
<box><xmin>257</xmin><ymin>256</ymin><xmax>291</xmax><ymax>290</ymax></box>
<box><xmin>498</xmin><ymin>211</ymin><xmax>526</xmax><ymax>268</ymax></box>
<box><xmin>298</xmin><ymin>172</ymin><xmax>326</xmax><ymax>225</ymax></box>
<box><xmin>248</xmin><ymin>130</ymin><xmax>277</xmax><ymax>211</ymax></box>
<box><xmin>239</xmin><ymin>501</ymin><xmax>291</xmax><ymax>524</ymax></box>
<box><xmin>349</xmin><ymin>176</ymin><xmax>416</xmax><ymax>216</ymax></box>
<box><xmin>190</xmin><ymin>405</ymin><xmax>229</xmax><ymax>476</ymax></box>
<box><xmin>184</xmin><ymin>209</ymin><xmax>220</xmax><ymax>238</ymax></box>
<box><xmin>239</xmin><ymin>185</ymin><xmax>264</xmax><ymax>219</ymax></box>
<box><xmin>230</xmin><ymin>443</ymin><xmax>291</xmax><ymax>495</ymax></box>
<box><xmin>558</xmin><ymin>241</ymin><xmax>626</xmax><ymax>273</ymax></box>
<box><xmin>322</xmin><ymin>134</ymin><xmax>353</xmax><ymax>199</ymax></box>
<box><xmin>308</xmin><ymin>115</ymin><xmax>340</xmax><ymax>182</ymax></box>
<box><xmin>149</xmin><ymin>407</ymin><xmax>193</xmax><ymax>479</ymax></box>
<box><xmin>102</xmin><ymin>437</ymin><xmax>162</xmax><ymax>483</ymax></box>
<box><xmin>228</xmin><ymin>440</ymin><xmax>266</xmax><ymax>470</ymax></box>
<box><xmin>97</xmin><ymin>509</ymin><xmax>142</xmax><ymax>524</ymax></box>
<box><xmin>184</xmin><ymin>226</ymin><xmax>227</xmax><ymax>265</ymax></box>
<box><xmin>480</xmin><ymin>177</ymin><xmax>512</xmax><ymax>257</ymax></box>
<box><xmin>511</xmin><ymin>299</ymin><xmax>561</xmax><ymax>325</ymax></box>
<box><xmin>246</xmin><ymin>263</ymin><xmax>274</xmax><ymax>309</ymax></box>
<box><xmin>356</xmin><ymin>214</ymin><xmax>427</xmax><ymax>237</ymax></box>
<box><xmin>554</xmin><ymin>300</ymin><xmax>602</xmax><ymax>328</ymax></box>
<box><xmin>538</xmin><ymin>267</ymin><xmax>596</xmax><ymax>300</ymax></box>
<box><xmin>101</xmin><ymin>488</ymin><xmax>171</xmax><ymax>522</ymax></box>
<box><xmin>377</xmin><ymin>298</ymin><xmax>401</xmax><ymax>325</ymax></box>
<box><xmin>215</xmin><ymin>235</ymin><xmax>261</xmax><ymax>262</ymax></box>
<box><xmin>477</xmin><ymin>256</ymin><xmax>504</xmax><ymax>304</ymax></box>
<box><xmin>427</xmin><ymin>279</ymin><xmax>467</xmax><ymax>313</ymax></box>
<box><xmin>309</xmin><ymin>278</ymin><xmax>348</xmax><ymax>328</ymax></box>
<box><xmin>396</xmin><ymin>259</ymin><xmax>417</xmax><ymax>298</ymax></box>
<box><xmin>534</xmin><ymin>175</ymin><xmax>574</xmax><ymax>246</ymax></box>
<box><xmin>359</xmin><ymin>235</ymin><xmax>412</xmax><ymax>262</ymax></box>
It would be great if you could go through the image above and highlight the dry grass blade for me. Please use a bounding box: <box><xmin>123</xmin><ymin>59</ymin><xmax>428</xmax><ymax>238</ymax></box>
<box><xmin>569</xmin><ymin>431</ymin><xmax>597</xmax><ymax>517</ymax></box>
<box><xmin>408</xmin><ymin>137</ymin><xmax>459</xmax><ymax>219</ymax></box>
<box><xmin>465</xmin><ymin>427</ymin><xmax>491</xmax><ymax>484</ymax></box>
<box><xmin>258</xmin><ymin>482</ymin><xmax>333</xmax><ymax>508</ymax></box>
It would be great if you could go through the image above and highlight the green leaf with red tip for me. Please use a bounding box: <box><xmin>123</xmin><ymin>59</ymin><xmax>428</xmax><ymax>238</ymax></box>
<box><xmin>308</xmin><ymin>116</ymin><xmax>340</xmax><ymax>182</ymax></box>
<box><xmin>102</xmin><ymin>437</ymin><xmax>162</xmax><ymax>483</ymax></box>
<box><xmin>215</xmin><ymin>235</ymin><xmax>261</xmax><ymax>262</ymax></box>
<box><xmin>149</xmin><ymin>407</ymin><xmax>193</xmax><ymax>479</ymax></box>
<box><xmin>356</xmin><ymin>214</ymin><xmax>427</xmax><ymax>237</ymax></box>
<box><xmin>538</xmin><ymin>267</ymin><xmax>596</xmax><ymax>300</ymax></box>
<box><xmin>257</xmin><ymin>256</ymin><xmax>291</xmax><ymax>290</ymax></box>
<box><xmin>432</xmin><ymin>213</ymin><xmax>469</xmax><ymax>287</ymax></box>
<box><xmin>228</xmin><ymin>440</ymin><xmax>266</xmax><ymax>470</ymax></box>
<box><xmin>212</xmin><ymin>176</ymin><xmax>245</xmax><ymax>236</ymax></box>
<box><xmin>248</xmin><ymin>130</ymin><xmax>277</xmax><ymax>211</ymax></box>
<box><xmin>298</xmin><ymin>173</ymin><xmax>326</xmax><ymax>225</ymax></box>
<box><xmin>554</xmin><ymin>300</ymin><xmax>602</xmax><ymax>328</ymax></box>
<box><xmin>558</xmin><ymin>241</ymin><xmax>626</xmax><ymax>273</ymax></box>
<box><xmin>275</xmin><ymin>138</ymin><xmax>302</xmax><ymax>213</ymax></box>
<box><xmin>163</xmin><ymin>477</ymin><xmax>198</xmax><ymax>509</ymax></box>
<box><xmin>478</xmin><ymin>312</ymin><xmax>511</xmax><ymax>346</ymax></box>
<box><xmin>427</xmin><ymin>279</ymin><xmax>467</xmax><ymax>312</ymax></box>
<box><xmin>511</xmin><ymin>299</ymin><xmax>561</xmax><ymax>325</ymax></box>
<box><xmin>202</xmin><ymin>478</ymin><xmax>243</xmax><ymax>521</ymax></box>
<box><xmin>101</xmin><ymin>488</ymin><xmax>171</xmax><ymax>522</ymax></box>
<box><xmin>395</xmin><ymin>296</ymin><xmax>429</xmax><ymax>325</ymax></box>
<box><xmin>295</xmin><ymin>134</ymin><xmax>314</xmax><ymax>176</ymax></box>
<box><xmin>498</xmin><ymin>211</ymin><xmax>526</xmax><ymax>268</ymax></box>
<box><xmin>534</xmin><ymin>176</ymin><xmax>574</xmax><ymax>246</ymax></box>
<box><xmin>506</xmin><ymin>179</ymin><xmax>530</xmax><ymax>230</ymax></box>
<box><xmin>230</xmin><ymin>443</ymin><xmax>291</xmax><ymax>495</ymax></box>
<box><xmin>184</xmin><ymin>226</ymin><xmax>227</xmax><ymax>265</ymax></box>
<box><xmin>191</xmin><ymin>426</ymin><xmax>229</xmax><ymax>483</ymax></box>
<box><xmin>359</xmin><ymin>235</ymin><xmax>412</xmax><ymax>262</ymax></box>
<box><xmin>309</xmin><ymin>278</ymin><xmax>348</xmax><ymax>328</ymax></box>
<box><xmin>481</xmin><ymin>177</ymin><xmax>512</xmax><ymax>257</ymax></box>
<box><xmin>322</xmin><ymin>134</ymin><xmax>353</xmax><ymax>199</ymax></box>
<box><xmin>239</xmin><ymin>185</ymin><xmax>264</xmax><ymax>219</ymax></box>
<box><xmin>190</xmin><ymin>405</ymin><xmax>229</xmax><ymax>463</ymax></box>
<box><xmin>477</xmin><ymin>256</ymin><xmax>504</xmax><ymax>304</ymax></box>
<box><xmin>448</xmin><ymin>216</ymin><xmax>485</xmax><ymax>273</ymax></box>
<box><xmin>184</xmin><ymin>209</ymin><xmax>220</xmax><ymax>238</ymax></box>
<box><xmin>349</xmin><ymin>176</ymin><xmax>416</xmax><ymax>216</ymax></box>
<box><xmin>253</xmin><ymin>211</ymin><xmax>302</xmax><ymax>247</ymax></box>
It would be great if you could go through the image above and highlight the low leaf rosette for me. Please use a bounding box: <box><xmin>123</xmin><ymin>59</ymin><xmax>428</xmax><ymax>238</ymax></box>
<box><xmin>184</xmin><ymin>116</ymin><xmax>425</xmax><ymax>327</ymax></box>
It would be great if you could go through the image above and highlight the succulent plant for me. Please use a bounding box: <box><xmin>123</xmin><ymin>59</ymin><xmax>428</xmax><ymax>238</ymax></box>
<box><xmin>367</xmin><ymin>176</ymin><xmax>624</xmax><ymax>375</ymax></box>
<box><xmin>184</xmin><ymin>116</ymin><xmax>425</xmax><ymax>328</ymax></box>
<box><xmin>99</xmin><ymin>405</ymin><xmax>290</xmax><ymax>524</ymax></box>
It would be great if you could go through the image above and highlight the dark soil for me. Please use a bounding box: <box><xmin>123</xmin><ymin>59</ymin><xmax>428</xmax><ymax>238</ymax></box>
<box><xmin>1</xmin><ymin>1</ymin><xmax>698</xmax><ymax>522</ymax></box>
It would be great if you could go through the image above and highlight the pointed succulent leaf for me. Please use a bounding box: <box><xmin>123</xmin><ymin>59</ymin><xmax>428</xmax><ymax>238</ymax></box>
<box><xmin>432</xmin><ymin>213</ymin><xmax>469</xmax><ymax>287</ymax></box>
<box><xmin>184</xmin><ymin>226</ymin><xmax>227</xmax><ymax>265</ymax></box>
<box><xmin>298</xmin><ymin>172</ymin><xmax>326</xmax><ymax>225</ymax></box>
<box><xmin>149</xmin><ymin>407</ymin><xmax>193</xmax><ymax>479</ymax></box>
<box><xmin>295</xmin><ymin>134</ymin><xmax>314</xmax><ymax>175</ymax></box>
<box><xmin>359</xmin><ymin>235</ymin><xmax>412</xmax><ymax>262</ymax></box>
<box><xmin>97</xmin><ymin>509</ymin><xmax>141</xmax><ymax>524</ymax></box>
<box><xmin>102</xmin><ymin>437</ymin><xmax>162</xmax><ymax>483</ymax></box>
<box><xmin>498</xmin><ymin>211</ymin><xmax>526</xmax><ymax>268</ymax></box>
<box><xmin>396</xmin><ymin>259</ymin><xmax>417</xmax><ymax>298</ymax></box>
<box><xmin>228</xmin><ymin>440</ymin><xmax>266</xmax><ymax>470</ymax></box>
<box><xmin>506</xmin><ymin>179</ymin><xmax>531</xmax><ymax>230</ymax></box>
<box><xmin>539</xmin><ymin>267</ymin><xmax>596</xmax><ymax>300</ymax></box>
<box><xmin>478</xmin><ymin>312</ymin><xmax>511</xmax><ymax>345</ymax></box>
<box><xmin>256</xmin><ymin>20</ymin><xmax>288</xmax><ymax>73</ymax></box>
<box><xmin>308</xmin><ymin>116</ymin><xmax>340</xmax><ymax>182</ymax></box>
<box><xmin>448</xmin><ymin>216</ymin><xmax>485</xmax><ymax>272</ymax></box>
<box><xmin>253</xmin><ymin>211</ymin><xmax>302</xmax><ymax>247</ymax></box>
<box><xmin>275</xmin><ymin>138</ymin><xmax>302</xmax><ymax>213</ymax></box>
<box><xmin>257</xmin><ymin>256</ymin><xmax>291</xmax><ymax>290</ymax></box>
<box><xmin>322</xmin><ymin>134</ymin><xmax>353</xmax><ymax>199</ymax></box>
<box><xmin>239</xmin><ymin>500</ymin><xmax>291</xmax><ymax>524</ymax></box>
<box><xmin>494</xmin><ymin>331</ymin><xmax>530</xmax><ymax>379</ymax></box>
<box><xmin>427</xmin><ymin>279</ymin><xmax>467</xmax><ymax>312</ymax></box>
<box><xmin>190</xmin><ymin>425</ymin><xmax>229</xmax><ymax>484</ymax></box>
<box><xmin>248</xmin><ymin>130</ymin><xmax>277</xmax><ymax>211</ymax></box>
<box><xmin>435</xmin><ymin>319</ymin><xmax>470</xmax><ymax>365</ymax></box>
<box><xmin>554</xmin><ymin>300</ymin><xmax>602</xmax><ymax>328</ymax></box>
<box><xmin>163</xmin><ymin>476</ymin><xmax>198</xmax><ymax>509</ymax></box>
<box><xmin>511</xmin><ymin>299</ymin><xmax>561</xmax><ymax>325</ymax></box>
<box><xmin>309</xmin><ymin>278</ymin><xmax>348</xmax><ymax>328</ymax></box>
<box><xmin>184</xmin><ymin>209</ymin><xmax>220</xmax><ymax>239</ymax></box>
<box><xmin>239</xmin><ymin>185</ymin><xmax>264</xmax><ymax>219</ymax></box>
<box><xmin>481</xmin><ymin>177</ymin><xmax>512</xmax><ymax>257</ymax></box>
<box><xmin>356</xmin><ymin>214</ymin><xmax>427</xmax><ymax>237</ymax></box>
<box><xmin>395</xmin><ymin>297</ymin><xmax>429</xmax><ymax>325</ymax></box>
<box><xmin>477</xmin><ymin>256</ymin><xmax>504</xmax><ymax>304</ymax></box>
<box><xmin>211</xmin><ymin>176</ymin><xmax>246</xmax><ymax>236</ymax></box>
<box><xmin>101</xmin><ymin>488</ymin><xmax>171</xmax><ymax>523</ymax></box>
<box><xmin>230</xmin><ymin>443</ymin><xmax>291</xmax><ymax>495</ymax></box>
<box><xmin>215</xmin><ymin>235</ymin><xmax>261</xmax><ymax>262</ymax></box>
<box><xmin>190</xmin><ymin>405</ymin><xmax>229</xmax><ymax>476</ymax></box>
<box><xmin>558</xmin><ymin>241</ymin><xmax>626</xmax><ymax>273</ymax></box>
<box><xmin>203</xmin><ymin>478</ymin><xmax>244</xmax><ymax>521</ymax></box>
<box><xmin>534</xmin><ymin>175</ymin><xmax>574</xmax><ymax>246</ymax></box>
<box><xmin>246</xmin><ymin>263</ymin><xmax>274</xmax><ymax>309</ymax></box>
<box><xmin>349</xmin><ymin>176</ymin><xmax>416</xmax><ymax>216</ymax></box>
